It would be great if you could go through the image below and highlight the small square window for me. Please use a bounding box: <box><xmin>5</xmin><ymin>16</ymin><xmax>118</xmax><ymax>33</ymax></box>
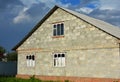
<box><xmin>53</xmin><ymin>23</ymin><xmax>64</xmax><ymax>36</ymax></box>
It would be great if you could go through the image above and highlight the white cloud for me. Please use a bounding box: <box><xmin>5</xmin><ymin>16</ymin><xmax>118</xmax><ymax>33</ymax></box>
<box><xmin>37</xmin><ymin>0</ymin><xmax>71</xmax><ymax>8</ymax></box>
<box><xmin>76</xmin><ymin>7</ymin><xmax>94</xmax><ymax>14</ymax></box>
<box><xmin>73</xmin><ymin>0</ymin><xmax>100</xmax><ymax>14</ymax></box>
<box><xmin>57</xmin><ymin>2</ymin><xmax>71</xmax><ymax>8</ymax></box>
<box><xmin>13</xmin><ymin>7</ymin><xmax>31</xmax><ymax>24</ymax></box>
<box><xmin>38</xmin><ymin>0</ymin><xmax>56</xmax><ymax>7</ymax></box>
<box><xmin>20</xmin><ymin>0</ymin><xmax>39</xmax><ymax>7</ymax></box>
<box><xmin>20</xmin><ymin>0</ymin><xmax>56</xmax><ymax>8</ymax></box>
<box><xmin>20</xmin><ymin>0</ymin><xmax>70</xmax><ymax>8</ymax></box>
<box><xmin>111</xmin><ymin>16</ymin><xmax>120</xmax><ymax>19</ymax></box>
<box><xmin>100</xmin><ymin>0</ymin><xmax>120</xmax><ymax>10</ymax></box>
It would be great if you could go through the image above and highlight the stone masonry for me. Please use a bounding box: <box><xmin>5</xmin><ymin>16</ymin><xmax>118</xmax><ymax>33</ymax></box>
<box><xmin>17</xmin><ymin>8</ymin><xmax>120</xmax><ymax>79</ymax></box>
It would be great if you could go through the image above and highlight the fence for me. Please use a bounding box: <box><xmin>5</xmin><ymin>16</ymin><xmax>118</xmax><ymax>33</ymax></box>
<box><xmin>0</xmin><ymin>62</ymin><xmax>17</xmax><ymax>76</ymax></box>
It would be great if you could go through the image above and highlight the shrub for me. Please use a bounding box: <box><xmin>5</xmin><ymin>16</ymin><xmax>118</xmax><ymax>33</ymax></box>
<box><xmin>64</xmin><ymin>80</ymin><xmax>69</xmax><ymax>82</ymax></box>
<box><xmin>113</xmin><ymin>81</ymin><xmax>118</xmax><ymax>82</ymax></box>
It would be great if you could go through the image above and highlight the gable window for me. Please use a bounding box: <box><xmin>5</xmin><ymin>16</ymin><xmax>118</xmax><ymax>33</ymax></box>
<box><xmin>26</xmin><ymin>55</ymin><xmax>35</xmax><ymax>67</ymax></box>
<box><xmin>53</xmin><ymin>23</ymin><xmax>64</xmax><ymax>36</ymax></box>
<box><xmin>53</xmin><ymin>53</ymin><xmax>65</xmax><ymax>67</ymax></box>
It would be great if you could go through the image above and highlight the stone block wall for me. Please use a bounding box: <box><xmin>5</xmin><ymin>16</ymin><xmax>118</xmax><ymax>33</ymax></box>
<box><xmin>17</xmin><ymin>8</ymin><xmax>119</xmax><ymax>51</ymax></box>
<box><xmin>17</xmin><ymin>8</ymin><xmax>120</xmax><ymax>79</ymax></box>
<box><xmin>17</xmin><ymin>47</ymin><xmax>120</xmax><ymax>78</ymax></box>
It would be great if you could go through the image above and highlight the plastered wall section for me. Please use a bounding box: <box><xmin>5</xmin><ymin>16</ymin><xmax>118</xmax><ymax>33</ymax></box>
<box><xmin>17</xmin><ymin>8</ymin><xmax>120</xmax><ymax>78</ymax></box>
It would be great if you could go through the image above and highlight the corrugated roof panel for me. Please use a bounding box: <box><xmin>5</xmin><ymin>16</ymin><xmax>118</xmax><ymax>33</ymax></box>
<box><xmin>59</xmin><ymin>6</ymin><xmax>120</xmax><ymax>39</ymax></box>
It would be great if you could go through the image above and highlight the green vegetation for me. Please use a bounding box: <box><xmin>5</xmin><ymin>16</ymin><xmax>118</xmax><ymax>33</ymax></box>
<box><xmin>7</xmin><ymin>51</ymin><xmax>17</xmax><ymax>61</ymax></box>
<box><xmin>113</xmin><ymin>81</ymin><xmax>118</xmax><ymax>82</ymax></box>
<box><xmin>0</xmin><ymin>46</ymin><xmax>6</xmax><ymax>54</ymax></box>
<box><xmin>0</xmin><ymin>45</ymin><xmax>17</xmax><ymax>61</ymax></box>
<box><xmin>0</xmin><ymin>77</ymin><xmax>40</xmax><ymax>82</ymax></box>
<box><xmin>0</xmin><ymin>76</ymin><xmax>69</xmax><ymax>82</ymax></box>
<box><xmin>0</xmin><ymin>46</ymin><xmax>6</xmax><ymax>61</ymax></box>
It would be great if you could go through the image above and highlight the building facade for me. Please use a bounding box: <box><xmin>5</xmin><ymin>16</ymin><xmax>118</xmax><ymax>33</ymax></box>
<box><xmin>13</xmin><ymin>6</ymin><xmax>120</xmax><ymax>82</ymax></box>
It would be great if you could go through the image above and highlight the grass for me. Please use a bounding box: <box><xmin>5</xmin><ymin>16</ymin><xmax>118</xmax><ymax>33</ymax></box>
<box><xmin>0</xmin><ymin>76</ymin><xmax>69</xmax><ymax>82</ymax></box>
<box><xmin>0</xmin><ymin>76</ymin><xmax>118</xmax><ymax>82</ymax></box>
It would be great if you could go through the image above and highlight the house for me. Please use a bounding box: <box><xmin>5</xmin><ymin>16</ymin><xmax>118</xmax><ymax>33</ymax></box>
<box><xmin>12</xmin><ymin>5</ymin><xmax>120</xmax><ymax>82</ymax></box>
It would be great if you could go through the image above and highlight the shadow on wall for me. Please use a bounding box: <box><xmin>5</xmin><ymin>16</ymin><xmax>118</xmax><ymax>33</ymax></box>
<box><xmin>0</xmin><ymin>61</ymin><xmax>17</xmax><ymax>76</ymax></box>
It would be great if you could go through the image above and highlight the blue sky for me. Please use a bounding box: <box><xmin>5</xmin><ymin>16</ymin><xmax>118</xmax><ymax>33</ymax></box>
<box><xmin>61</xmin><ymin>0</ymin><xmax>80</xmax><ymax>5</ymax></box>
<box><xmin>0</xmin><ymin>0</ymin><xmax>120</xmax><ymax>51</ymax></box>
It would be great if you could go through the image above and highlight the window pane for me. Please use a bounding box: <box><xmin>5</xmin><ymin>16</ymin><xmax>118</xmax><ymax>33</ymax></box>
<box><xmin>30</xmin><ymin>60</ymin><xmax>32</xmax><ymax>67</ymax></box>
<box><xmin>26</xmin><ymin>56</ymin><xmax>28</xmax><ymax>59</ymax></box>
<box><xmin>29</xmin><ymin>55</ymin><xmax>31</xmax><ymax>59</ymax></box>
<box><xmin>53</xmin><ymin>25</ymin><xmax>57</xmax><ymax>36</ymax></box>
<box><xmin>62</xmin><ymin>57</ymin><xmax>65</xmax><ymax>66</ymax></box>
<box><xmin>61</xmin><ymin>23</ymin><xmax>64</xmax><ymax>35</ymax></box>
<box><xmin>54</xmin><ymin>59</ymin><xmax>56</xmax><ymax>66</ymax></box>
<box><xmin>57</xmin><ymin>24</ymin><xmax>61</xmax><ymax>35</ymax></box>
<box><xmin>32</xmin><ymin>55</ymin><xmax>35</xmax><ymax>60</ymax></box>
<box><xmin>54</xmin><ymin>54</ymin><xmax>57</xmax><ymax>58</ymax></box>
<box><xmin>58</xmin><ymin>54</ymin><xmax>61</xmax><ymax>57</ymax></box>
<box><xmin>32</xmin><ymin>61</ymin><xmax>35</xmax><ymax>67</ymax></box>
<box><xmin>58</xmin><ymin>57</ymin><xmax>61</xmax><ymax>66</ymax></box>
<box><xmin>62</xmin><ymin>54</ymin><xmax>65</xmax><ymax>57</ymax></box>
<box><xmin>54</xmin><ymin>25</ymin><xmax>56</xmax><ymax>28</ymax></box>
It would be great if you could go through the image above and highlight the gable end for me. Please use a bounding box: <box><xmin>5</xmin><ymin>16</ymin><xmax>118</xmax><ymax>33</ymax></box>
<box><xmin>12</xmin><ymin>5</ymin><xmax>120</xmax><ymax>50</ymax></box>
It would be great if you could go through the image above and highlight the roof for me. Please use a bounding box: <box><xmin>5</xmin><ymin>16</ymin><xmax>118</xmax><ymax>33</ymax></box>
<box><xmin>12</xmin><ymin>5</ymin><xmax>120</xmax><ymax>50</ymax></box>
<box><xmin>61</xmin><ymin>6</ymin><xmax>120</xmax><ymax>39</ymax></box>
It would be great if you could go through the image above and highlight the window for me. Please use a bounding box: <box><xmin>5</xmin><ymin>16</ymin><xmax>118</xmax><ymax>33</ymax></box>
<box><xmin>26</xmin><ymin>55</ymin><xmax>35</xmax><ymax>67</ymax></box>
<box><xmin>53</xmin><ymin>23</ymin><xmax>64</xmax><ymax>36</ymax></box>
<box><xmin>53</xmin><ymin>53</ymin><xmax>65</xmax><ymax>67</ymax></box>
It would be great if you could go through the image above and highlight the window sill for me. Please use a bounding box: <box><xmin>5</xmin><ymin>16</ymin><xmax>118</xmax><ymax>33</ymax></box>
<box><xmin>52</xmin><ymin>36</ymin><xmax>64</xmax><ymax>38</ymax></box>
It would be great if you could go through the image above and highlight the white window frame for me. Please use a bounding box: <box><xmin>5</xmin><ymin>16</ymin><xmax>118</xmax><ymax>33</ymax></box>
<box><xmin>53</xmin><ymin>53</ymin><xmax>65</xmax><ymax>67</ymax></box>
<box><xmin>26</xmin><ymin>55</ymin><xmax>35</xmax><ymax>67</ymax></box>
<box><xmin>53</xmin><ymin>23</ymin><xmax>64</xmax><ymax>36</ymax></box>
